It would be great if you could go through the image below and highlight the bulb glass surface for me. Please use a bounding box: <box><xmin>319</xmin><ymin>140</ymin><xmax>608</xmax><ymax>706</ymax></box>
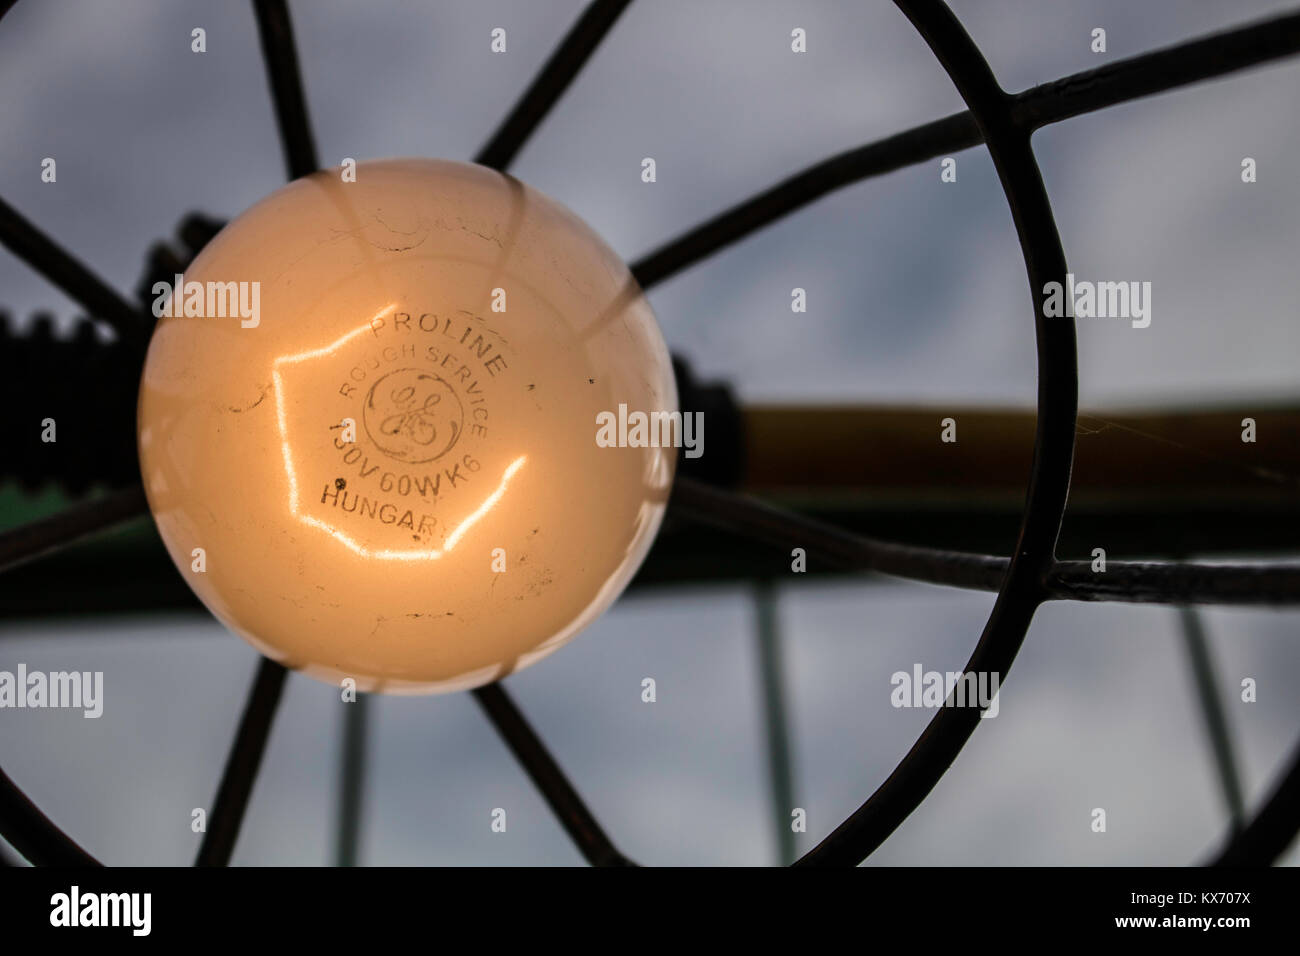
<box><xmin>137</xmin><ymin>159</ymin><xmax>676</xmax><ymax>693</ymax></box>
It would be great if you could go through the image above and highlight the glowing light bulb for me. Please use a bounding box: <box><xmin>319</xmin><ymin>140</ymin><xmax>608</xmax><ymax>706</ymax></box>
<box><xmin>138</xmin><ymin>159</ymin><xmax>676</xmax><ymax>693</ymax></box>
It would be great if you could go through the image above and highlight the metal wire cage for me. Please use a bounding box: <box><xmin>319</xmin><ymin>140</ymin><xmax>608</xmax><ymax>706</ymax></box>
<box><xmin>1</xmin><ymin>0</ymin><xmax>1299</xmax><ymax>867</ymax></box>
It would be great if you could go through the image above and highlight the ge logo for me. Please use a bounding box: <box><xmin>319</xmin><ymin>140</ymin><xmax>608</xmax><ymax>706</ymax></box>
<box><xmin>363</xmin><ymin>368</ymin><xmax>464</xmax><ymax>463</ymax></box>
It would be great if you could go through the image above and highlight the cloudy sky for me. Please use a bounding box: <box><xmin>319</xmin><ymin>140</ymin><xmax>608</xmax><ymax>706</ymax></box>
<box><xmin>0</xmin><ymin>0</ymin><xmax>1298</xmax><ymax>865</ymax></box>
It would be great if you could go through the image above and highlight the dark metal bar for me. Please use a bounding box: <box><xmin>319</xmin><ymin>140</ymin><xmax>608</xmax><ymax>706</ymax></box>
<box><xmin>334</xmin><ymin>693</ymin><xmax>368</xmax><ymax>866</ymax></box>
<box><xmin>755</xmin><ymin>582</ymin><xmax>796</xmax><ymax>865</ymax></box>
<box><xmin>0</xmin><ymin>766</ymin><xmax>100</xmax><ymax>866</ymax></box>
<box><xmin>1177</xmin><ymin>607</ymin><xmax>1245</xmax><ymax>829</ymax></box>
<box><xmin>0</xmin><ymin>485</ymin><xmax>147</xmax><ymax>575</ymax></box>
<box><xmin>1048</xmin><ymin>561</ymin><xmax>1300</xmax><ymax>606</ymax></box>
<box><xmin>632</xmin><ymin>112</ymin><xmax>979</xmax><ymax>289</ymax></box>
<box><xmin>474</xmin><ymin>0</ymin><xmax>635</xmax><ymax>171</ymax></box>
<box><xmin>252</xmin><ymin>0</ymin><xmax>319</xmax><ymax>180</ymax></box>
<box><xmin>195</xmin><ymin>658</ymin><xmax>288</xmax><ymax>866</ymax></box>
<box><xmin>0</xmin><ymin>196</ymin><xmax>149</xmax><ymax>347</ymax></box>
<box><xmin>632</xmin><ymin>9</ymin><xmax>1300</xmax><ymax>290</ymax></box>
<box><xmin>1210</xmin><ymin>735</ymin><xmax>1300</xmax><ymax>866</ymax></box>
<box><xmin>1011</xmin><ymin>11</ymin><xmax>1300</xmax><ymax>131</ymax></box>
<box><xmin>472</xmin><ymin>682</ymin><xmax>635</xmax><ymax>866</ymax></box>
<box><xmin>671</xmin><ymin>476</ymin><xmax>1007</xmax><ymax>591</ymax></box>
<box><xmin>797</xmin><ymin>0</ymin><xmax>1080</xmax><ymax>865</ymax></box>
<box><xmin>671</xmin><ymin>478</ymin><xmax>1300</xmax><ymax>605</ymax></box>
<box><xmin>0</xmin><ymin>3</ymin><xmax>149</xmax><ymax>348</ymax></box>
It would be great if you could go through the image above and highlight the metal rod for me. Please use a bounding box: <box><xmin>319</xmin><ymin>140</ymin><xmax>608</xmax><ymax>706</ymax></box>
<box><xmin>472</xmin><ymin>682</ymin><xmax>635</xmax><ymax>866</ymax></box>
<box><xmin>672</xmin><ymin>475</ymin><xmax>1008</xmax><ymax>591</ymax></box>
<box><xmin>1011</xmin><ymin>11</ymin><xmax>1300</xmax><ymax>132</ymax></box>
<box><xmin>632</xmin><ymin>112</ymin><xmax>979</xmax><ymax>290</ymax></box>
<box><xmin>0</xmin><ymin>485</ymin><xmax>147</xmax><ymax>575</ymax></box>
<box><xmin>1048</xmin><ymin>561</ymin><xmax>1300</xmax><ymax>606</ymax></box>
<box><xmin>1177</xmin><ymin>607</ymin><xmax>1246</xmax><ymax>829</ymax></box>
<box><xmin>1210</xmin><ymin>735</ymin><xmax>1300</xmax><ymax>866</ymax></box>
<box><xmin>0</xmin><ymin>0</ymin><xmax>147</xmax><ymax>346</ymax></box>
<box><xmin>671</xmin><ymin>477</ymin><xmax>1300</xmax><ymax>605</ymax></box>
<box><xmin>0</xmin><ymin>766</ymin><xmax>100</xmax><ymax>866</ymax></box>
<box><xmin>474</xmin><ymin>0</ymin><xmax>635</xmax><ymax>171</ymax></box>
<box><xmin>195</xmin><ymin>658</ymin><xmax>288</xmax><ymax>866</ymax></box>
<box><xmin>334</xmin><ymin>692</ymin><xmax>369</xmax><ymax>866</ymax></box>
<box><xmin>0</xmin><ymin>195</ymin><xmax>148</xmax><ymax>347</ymax></box>
<box><xmin>754</xmin><ymin>581</ymin><xmax>796</xmax><ymax>865</ymax></box>
<box><xmin>253</xmin><ymin>0</ymin><xmax>320</xmax><ymax>180</ymax></box>
<box><xmin>632</xmin><ymin>9</ymin><xmax>1300</xmax><ymax>291</ymax></box>
<box><xmin>797</xmin><ymin>0</ymin><xmax>1079</xmax><ymax>865</ymax></box>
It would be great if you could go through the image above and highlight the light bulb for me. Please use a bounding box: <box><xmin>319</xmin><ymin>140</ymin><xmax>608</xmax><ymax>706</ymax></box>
<box><xmin>137</xmin><ymin>159</ymin><xmax>676</xmax><ymax>693</ymax></box>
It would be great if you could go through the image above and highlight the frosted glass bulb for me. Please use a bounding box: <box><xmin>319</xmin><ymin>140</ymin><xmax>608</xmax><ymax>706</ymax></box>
<box><xmin>137</xmin><ymin>159</ymin><xmax>676</xmax><ymax>693</ymax></box>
